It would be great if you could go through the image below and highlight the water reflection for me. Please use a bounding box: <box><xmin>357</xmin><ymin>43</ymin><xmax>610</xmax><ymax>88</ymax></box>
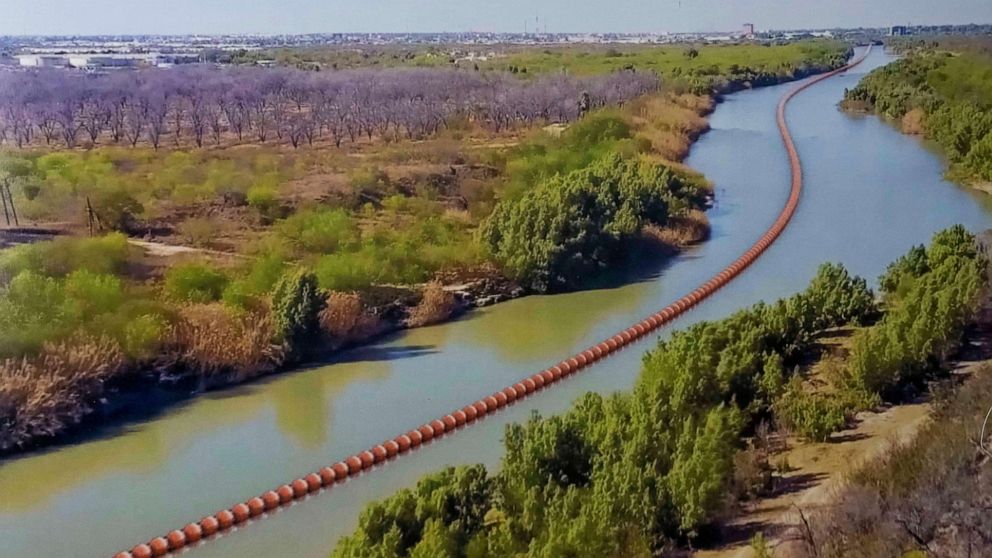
<box><xmin>272</xmin><ymin>358</ymin><xmax>392</xmax><ymax>448</ymax></box>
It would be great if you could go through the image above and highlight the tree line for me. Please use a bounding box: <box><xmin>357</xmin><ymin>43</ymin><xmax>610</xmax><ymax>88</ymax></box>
<box><xmin>0</xmin><ymin>65</ymin><xmax>657</xmax><ymax>150</ymax></box>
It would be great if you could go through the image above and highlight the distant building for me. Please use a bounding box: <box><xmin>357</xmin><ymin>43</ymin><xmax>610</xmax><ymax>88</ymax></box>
<box><xmin>17</xmin><ymin>54</ymin><xmax>69</xmax><ymax>67</ymax></box>
<box><xmin>743</xmin><ymin>23</ymin><xmax>756</xmax><ymax>36</ymax></box>
<box><xmin>16</xmin><ymin>52</ymin><xmax>198</xmax><ymax>70</ymax></box>
<box><xmin>890</xmin><ymin>26</ymin><xmax>909</xmax><ymax>36</ymax></box>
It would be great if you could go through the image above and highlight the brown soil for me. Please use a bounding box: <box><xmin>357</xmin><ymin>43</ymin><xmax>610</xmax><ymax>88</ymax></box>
<box><xmin>696</xmin><ymin>337</ymin><xmax>992</xmax><ymax>558</ymax></box>
<box><xmin>695</xmin><ymin>402</ymin><xmax>931</xmax><ymax>558</ymax></box>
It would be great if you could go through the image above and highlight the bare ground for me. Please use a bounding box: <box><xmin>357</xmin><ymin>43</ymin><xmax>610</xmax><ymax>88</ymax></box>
<box><xmin>696</xmin><ymin>331</ymin><xmax>992</xmax><ymax>558</ymax></box>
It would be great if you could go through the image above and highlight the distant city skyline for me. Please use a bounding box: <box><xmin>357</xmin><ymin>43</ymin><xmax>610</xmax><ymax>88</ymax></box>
<box><xmin>3</xmin><ymin>0</ymin><xmax>991</xmax><ymax>36</ymax></box>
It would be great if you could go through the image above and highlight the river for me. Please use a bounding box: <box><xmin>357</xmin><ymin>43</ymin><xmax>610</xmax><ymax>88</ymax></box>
<box><xmin>2</xmin><ymin>47</ymin><xmax>991</xmax><ymax>558</ymax></box>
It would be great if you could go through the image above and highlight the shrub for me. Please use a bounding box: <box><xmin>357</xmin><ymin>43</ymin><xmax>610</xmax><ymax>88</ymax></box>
<box><xmin>0</xmin><ymin>271</ymin><xmax>69</xmax><ymax>356</ymax></box>
<box><xmin>0</xmin><ymin>233</ymin><xmax>129</xmax><ymax>278</ymax></box>
<box><xmin>178</xmin><ymin>217</ymin><xmax>219</xmax><ymax>248</ymax></box>
<box><xmin>0</xmin><ymin>335</ymin><xmax>126</xmax><ymax>450</ymax></box>
<box><xmin>319</xmin><ymin>292</ymin><xmax>383</xmax><ymax>342</ymax></box>
<box><xmin>407</xmin><ymin>281</ymin><xmax>456</xmax><ymax>327</ymax></box>
<box><xmin>63</xmin><ymin>270</ymin><xmax>124</xmax><ymax>321</ymax></box>
<box><xmin>774</xmin><ymin>377</ymin><xmax>849</xmax><ymax>442</ymax></box>
<box><xmin>845</xmin><ymin>229</ymin><xmax>982</xmax><ymax>400</ymax></box>
<box><xmin>164</xmin><ymin>263</ymin><xmax>229</xmax><ymax>303</ymax></box>
<box><xmin>276</xmin><ymin>207</ymin><xmax>358</xmax><ymax>254</ymax></box>
<box><xmin>121</xmin><ymin>314</ymin><xmax>166</xmax><ymax>360</ymax></box>
<box><xmin>91</xmin><ymin>188</ymin><xmax>144</xmax><ymax>233</ymax></box>
<box><xmin>247</xmin><ymin>184</ymin><xmax>279</xmax><ymax>221</ymax></box>
<box><xmin>271</xmin><ymin>268</ymin><xmax>324</xmax><ymax>346</ymax></box>
<box><xmin>480</xmin><ymin>153</ymin><xmax>695</xmax><ymax>291</ymax></box>
<box><xmin>168</xmin><ymin>303</ymin><xmax>285</xmax><ymax>381</ymax></box>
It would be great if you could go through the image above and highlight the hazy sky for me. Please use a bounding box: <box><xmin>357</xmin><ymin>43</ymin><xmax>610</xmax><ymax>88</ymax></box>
<box><xmin>3</xmin><ymin>0</ymin><xmax>992</xmax><ymax>36</ymax></box>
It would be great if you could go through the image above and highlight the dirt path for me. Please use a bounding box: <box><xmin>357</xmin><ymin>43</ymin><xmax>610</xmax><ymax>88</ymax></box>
<box><xmin>696</xmin><ymin>341</ymin><xmax>992</xmax><ymax>558</ymax></box>
<box><xmin>695</xmin><ymin>401</ymin><xmax>931</xmax><ymax>558</ymax></box>
<box><xmin>127</xmin><ymin>238</ymin><xmax>250</xmax><ymax>260</ymax></box>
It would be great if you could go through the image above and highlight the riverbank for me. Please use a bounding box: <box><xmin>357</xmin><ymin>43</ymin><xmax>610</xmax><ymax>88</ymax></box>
<box><xmin>0</xmin><ymin>105</ymin><xmax>720</xmax><ymax>456</ymax></box>
<box><xmin>840</xmin><ymin>40</ymin><xmax>992</xmax><ymax>191</ymax></box>
<box><xmin>0</xmin><ymin>42</ymin><xmax>857</xmax><ymax>455</ymax></box>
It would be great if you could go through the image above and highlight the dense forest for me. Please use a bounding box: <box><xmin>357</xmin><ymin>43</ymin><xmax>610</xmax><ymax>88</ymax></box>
<box><xmin>843</xmin><ymin>46</ymin><xmax>992</xmax><ymax>182</ymax></box>
<box><xmin>331</xmin><ymin>226</ymin><xmax>986</xmax><ymax>557</ymax></box>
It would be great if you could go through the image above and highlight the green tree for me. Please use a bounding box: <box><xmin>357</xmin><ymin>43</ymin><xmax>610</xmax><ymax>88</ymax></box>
<box><xmin>271</xmin><ymin>268</ymin><xmax>324</xmax><ymax>346</ymax></box>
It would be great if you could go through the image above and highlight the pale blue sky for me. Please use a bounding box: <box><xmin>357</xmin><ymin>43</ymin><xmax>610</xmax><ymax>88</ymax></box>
<box><xmin>3</xmin><ymin>0</ymin><xmax>991</xmax><ymax>36</ymax></box>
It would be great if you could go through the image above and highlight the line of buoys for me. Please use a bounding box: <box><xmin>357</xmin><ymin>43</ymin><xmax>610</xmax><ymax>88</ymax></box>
<box><xmin>113</xmin><ymin>45</ymin><xmax>871</xmax><ymax>558</ymax></box>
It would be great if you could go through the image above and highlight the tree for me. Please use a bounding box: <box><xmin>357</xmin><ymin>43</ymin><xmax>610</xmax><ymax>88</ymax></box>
<box><xmin>271</xmin><ymin>268</ymin><xmax>324</xmax><ymax>348</ymax></box>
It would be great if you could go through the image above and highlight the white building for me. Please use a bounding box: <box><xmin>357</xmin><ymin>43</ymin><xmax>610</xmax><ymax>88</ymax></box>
<box><xmin>17</xmin><ymin>54</ymin><xmax>69</xmax><ymax>67</ymax></box>
<box><xmin>17</xmin><ymin>52</ymin><xmax>199</xmax><ymax>70</ymax></box>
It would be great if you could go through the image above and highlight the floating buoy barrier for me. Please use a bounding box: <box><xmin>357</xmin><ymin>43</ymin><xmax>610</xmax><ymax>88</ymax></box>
<box><xmin>113</xmin><ymin>45</ymin><xmax>871</xmax><ymax>558</ymax></box>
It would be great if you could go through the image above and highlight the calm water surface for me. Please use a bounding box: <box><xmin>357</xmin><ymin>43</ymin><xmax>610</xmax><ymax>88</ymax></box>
<box><xmin>3</xmin><ymin>48</ymin><xmax>991</xmax><ymax>558</ymax></box>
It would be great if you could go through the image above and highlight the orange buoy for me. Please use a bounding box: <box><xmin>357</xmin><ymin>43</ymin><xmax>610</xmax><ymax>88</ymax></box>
<box><xmin>277</xmin><ymin>484</ymin><xmax>294</xmax><ymax>503</ymax></box>
<box><xmin>357</xmin><ymin>450</ymin><xmax>374</xmax><ymax>469</ymax></box>
<box><xmin>513</xmin><ymin>383</ymin><xmax>527</xmax><ymax>397</ymax></box>
<box><xmin>167</xmin><ymin>529</ymin><xmax>186</xmax><ymax>550</ymax></box>
<box><xmin>333</xmin><ymin>462</ymin><xmax>349</xmax><ymax>478</ymax></box>
<box><xmin>199</xmin><ymin>516</ymin><xmax>219</xmax><ymax>537</ymax></box>
<box><xmin>345</xmin><ymin>455</ymin><xmax>362</xmax><ymax>472</ymax></box>
<box><xmin>131</xmin><ymin>545</ymin><xmax>152</xmax><ymax>558</ymax></box>
<box><xmin>372</xmin><ymin>444</ymin><xmax>389</xmax><ymax>463</ymax></box>
<box><xmin>396</xmin><ymin>434</ymin><xmax>412</xmax><ymax>452</ymax></box>
<box><xmin>248</xmin><ymin>496</ymin><xmax>265</xmax><ymax>516</ymax></box>
<box><xmin>115</xmin><ymin>553</ymin><xmax>133</xmax><ymax>558</ymax></box>
<box><xmin>532</xmin><ymin>373</ymin><xmax>545</xmax><ymax>388</ymax></box>
<box><xmin>384</xmin><ymin>439</ymin><xmax>400</xmax><ymax>457</ymax></box>
<box><xmin>292</xmin><ymin>478</ymin><xmax>310</xmax><ymax>497</ymax></box>
<box><xmin>408</xmin><ymin>429</ymin><xmax>423</xmax><ymax>446</ymax></box>
<box><xmin>483</xmin><ymin>395</ymin><xmax>499</xmax><ymax>410</ymax></box>
<box><xmin>306</xmin><ymin>473</ymin><xmax>322</xmax><ymax>492</ymax></box>
<box><xmin>549</xmin><ymin>366</ymin><xmax>563</xmax><ymax>380</ymax></box>
<box><xmin>453</xmin><ymin>409</ymin><xmax>468</xmax><ymax>425</ymax></box>
<box><xmin>418</xmin><ymin>424</ymin><xmax>435</xmax><ymax>441</ymax></box>
<box><xmin>231</xmin><ymin>502</ymin><xmax>250</xmax><ymax>523</ymax></box>
<box><xmin>216</xmin><ymin>509</ymin><xmax>235</xmax><ymax>530</ymax></box>
<box><xmin>493</xmin><ymin>392</ymin><xmax>508</xmax><ymax>407</ymax></box>
<box><xmin>501</xmin><ymin>387</ymin><xmax>517</xmax><ymax>403</ymax></box>
<box><xmin>540</xmin><ymin>370</ymin><xmax>554</xmax><ymax>384</ymax></box>
<box><xmin>183</xmin><ymin>523</ymin><xmax>202</xmax><ymax>544</ymax></box>
<box><xmin>431</xmin><ymin>418</ymin><xmax>447</xmax><ymax>434</ymax></box>
<box><xmin>472</xmin><ymin>400</ymin><xmax>488</xmax><ymax>415</ymax></box>
<box><xmin>522</xmin><ymin>378</ymin><xmax>537</xmax><ymax>393</ymax></box>
<box><xmin>149</xmin><ymin>536</ymin><xmax>169</xmax><ymax>557</ymax></box>
<box><xmin>463</xmin><ymin>404</ymin><xmax>478</xmax><ymax>421</ymax></box>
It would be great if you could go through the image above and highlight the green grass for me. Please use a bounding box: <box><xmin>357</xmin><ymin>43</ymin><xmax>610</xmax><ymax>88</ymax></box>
<box><xmin>475</xmin><ymin>41</ymin><xmax>847</xmax><ymax>77</ymax></box>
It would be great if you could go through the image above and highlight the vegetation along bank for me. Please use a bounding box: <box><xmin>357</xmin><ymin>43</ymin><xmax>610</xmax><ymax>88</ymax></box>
<box><xmin>843</xmin><ymin>38</ymin><xmax>992</xmax><ymax>186</ymax></box>
<box><xmin>0</xmin><ymin>41</ymin><xmax>850</xmax><ymax>453</ymax></box>
<box><xmin>331</xmin><ymin>225</ymin><xmax>987</xmax><ymax>558</ymax></box>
